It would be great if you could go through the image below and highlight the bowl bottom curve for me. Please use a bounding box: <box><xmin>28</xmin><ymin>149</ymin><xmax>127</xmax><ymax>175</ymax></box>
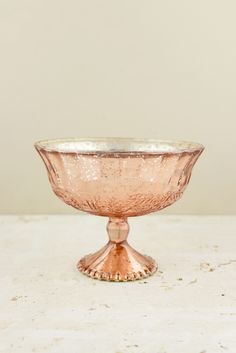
<box><xmin>77</xmin><ymin>240</ymin><xmax>157</xmax><ymax>282</ymax></box>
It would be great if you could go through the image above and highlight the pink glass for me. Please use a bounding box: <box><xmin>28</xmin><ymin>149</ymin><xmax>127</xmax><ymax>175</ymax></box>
<box><xmin>35</xmin><ymin>138</ymin><xmax>204</xmax><ymax>281</ymax></box>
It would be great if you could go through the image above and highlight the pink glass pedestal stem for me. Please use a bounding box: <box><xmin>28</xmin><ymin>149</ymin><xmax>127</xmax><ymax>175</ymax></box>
<box><xmin>77</xmin><ymin>217</ymin><xmax>157</xmax><ymax>281</ymax></box>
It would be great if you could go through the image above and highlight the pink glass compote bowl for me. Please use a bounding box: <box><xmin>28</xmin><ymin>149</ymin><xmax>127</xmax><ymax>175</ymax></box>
<box><xmin>35</xmin><ymin>138</ymin><xmax>204</xmax><ymax>281</ymax></box>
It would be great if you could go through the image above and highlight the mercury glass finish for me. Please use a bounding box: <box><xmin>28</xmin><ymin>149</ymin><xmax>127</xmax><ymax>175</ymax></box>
<box><xmin>35</xmin><ymin>138</ymin><xmax>204</xmax><ymax>281</ymax></box>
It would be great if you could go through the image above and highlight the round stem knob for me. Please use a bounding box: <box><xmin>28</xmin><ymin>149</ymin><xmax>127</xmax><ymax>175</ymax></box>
<box><xmin>106</xmin><ymin>217</ymin><xmax>129</xmax><ymax>243</ymax></box>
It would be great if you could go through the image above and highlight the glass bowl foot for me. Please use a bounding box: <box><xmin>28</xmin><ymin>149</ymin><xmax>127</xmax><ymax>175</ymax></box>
<box><xmin>77</xmin><ymin>240</ymin><xmax>157</xmax><ymax>282</ymax></box>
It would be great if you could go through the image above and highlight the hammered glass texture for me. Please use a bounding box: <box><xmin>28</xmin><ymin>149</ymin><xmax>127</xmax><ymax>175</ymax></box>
<box><xmin>36</xmin><ymin>149</ymin><xmax>202</xmax><ymax>217</ymax></box>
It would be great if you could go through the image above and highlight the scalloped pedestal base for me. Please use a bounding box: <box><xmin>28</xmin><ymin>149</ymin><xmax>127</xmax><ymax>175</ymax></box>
<box><xmin>77</xmin><ymin>240</ymin><xmax>157</xmax><ymax>281</ymax></box>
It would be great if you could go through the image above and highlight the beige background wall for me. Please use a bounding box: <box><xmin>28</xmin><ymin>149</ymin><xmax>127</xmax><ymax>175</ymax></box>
<box><xmin>0</xmin><ymin>0</ymin><xmax>235</xmax><ymax>214</ymax></box>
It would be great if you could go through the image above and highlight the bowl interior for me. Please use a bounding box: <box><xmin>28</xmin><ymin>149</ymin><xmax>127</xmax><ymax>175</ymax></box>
<box><xmin>35</xmin><ymin>137</ymin><xmax>204</xmax><ymax>154</ymax></box>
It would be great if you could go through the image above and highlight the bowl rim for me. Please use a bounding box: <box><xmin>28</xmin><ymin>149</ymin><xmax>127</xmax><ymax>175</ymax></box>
<box><xmin>34</xmin><ymin>137</ymin><xmax>205</xmax><ymax>154</ymax></box>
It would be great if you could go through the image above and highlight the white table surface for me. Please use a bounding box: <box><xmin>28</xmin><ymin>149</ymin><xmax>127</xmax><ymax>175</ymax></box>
<box><xmin>0</xmin><ymin>215</ymin><xmax>235</xmax><ymax>353</ymax></box>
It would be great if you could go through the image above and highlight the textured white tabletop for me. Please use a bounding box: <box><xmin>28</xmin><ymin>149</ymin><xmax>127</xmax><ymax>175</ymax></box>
<box><xmin>0</xmin><ymin>215</ymin><xmax>235</xmax><ymax>353</ymax></box>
